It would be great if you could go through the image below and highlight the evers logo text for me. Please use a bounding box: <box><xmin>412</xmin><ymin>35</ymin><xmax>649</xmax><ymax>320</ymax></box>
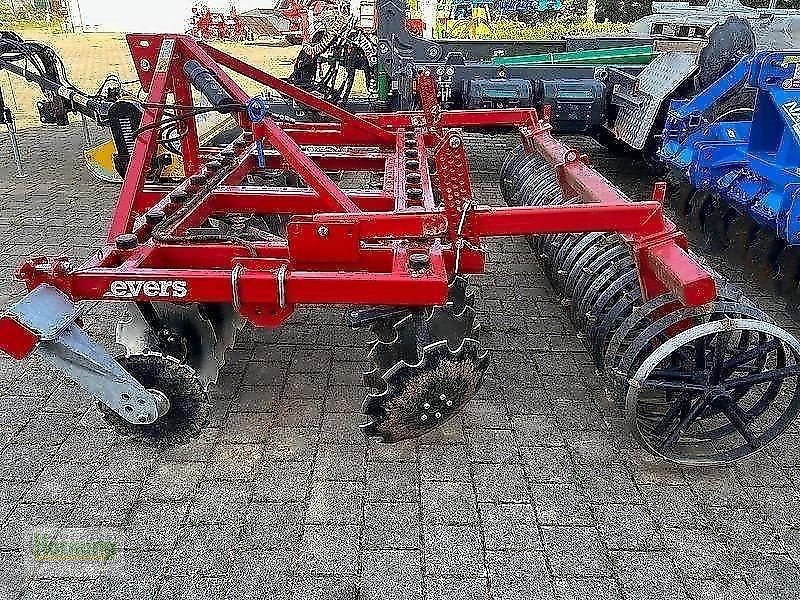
<box><xmin>105</xmin><ymin>280</ymin><xmax>189</xmax><ymax>299</ymax></box>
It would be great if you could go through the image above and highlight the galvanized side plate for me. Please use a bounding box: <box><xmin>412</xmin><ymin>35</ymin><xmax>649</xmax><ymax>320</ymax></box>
<box><xmin>612</xmin><ymin>52</ymin><xmax>698</xmax><ymax>150</ymax></box>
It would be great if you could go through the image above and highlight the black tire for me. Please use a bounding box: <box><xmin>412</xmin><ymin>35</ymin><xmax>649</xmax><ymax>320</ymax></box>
<box><xmin>696</xmin><ymin>16</ymin><xmax>755</xmax><ymax>93</ymax></box>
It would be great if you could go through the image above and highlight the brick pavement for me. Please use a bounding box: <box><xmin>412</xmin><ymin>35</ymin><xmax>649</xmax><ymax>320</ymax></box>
<box><xmin>0</xmin><ymin>126</ymin><xmax>799</xmax><ymax>599</ymax></box>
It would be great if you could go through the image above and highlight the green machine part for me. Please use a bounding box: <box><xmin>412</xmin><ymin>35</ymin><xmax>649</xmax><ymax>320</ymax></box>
<box><xmin>377</xmin><ymin>67</ymin><xmax>389</xmax><ymax>101</ymax></box>
<box><xmin>492</xmin><ymin>44</ymin><xmax>656</xmax><ymax>67</ymax></box>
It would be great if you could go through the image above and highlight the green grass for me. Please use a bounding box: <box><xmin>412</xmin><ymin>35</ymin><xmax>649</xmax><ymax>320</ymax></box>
<box><xmin>442</xmin><ymin>16</ymin><xmax>631</xmax><ymax>40</ymax></box>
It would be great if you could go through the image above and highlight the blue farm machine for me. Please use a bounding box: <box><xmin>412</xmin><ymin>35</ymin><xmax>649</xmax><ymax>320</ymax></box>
<box><xmin>660</xmin><ymin>51</ymin><xmax>800</xmax><ymax>313</ymax></box>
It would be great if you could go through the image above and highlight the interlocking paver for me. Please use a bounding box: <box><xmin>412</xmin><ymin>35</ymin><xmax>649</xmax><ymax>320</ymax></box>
<box><xmin>313</xmin><ymin>444</ymin><xmax>365</xmax><ymax>481</ymax></box>
<box><xmin>541</xmin><ymin>526</ymin><xmax>611</xmax><ymax>577</ymax></box>
<box><xmin>479</xmin><ymin>502</ymin><xmax>541</xmax><ymax>551</ymax></box>
<box><xmin>593</xmin><ymin>503</ymin><xmax>662</xmax><ymax>551</ymax></box>
<box><xmin>551</xmin><ymin>578</ymin><xmax>622</xmax><ymax>600</ymax></box>
<box><xmin>419</xmin><ymin>445</ymin><xmax>471</xmax><ymax>482</ymax></box>
<box><xmin>364</xmin><ymin>502</ymin><xmax>420</xmax><ymax>549</ymax></box>
<box><xmin>530</xmin><ymin>482</ymin><xmax>594</xmax><ymax>527</ymax></box>
<box><xmin>365</xmin><ymin>461</ymin><xmax>419</xmax><ymax>502</ymax></box>
<box><xmin>423</xmin><ymin>524</ymin><xmax>484</xmax><ymax>577</ymax></box>
<box><xmin>125</xmin><ymin>500</ymin><xmax>189</xmax><ymax>549</ymax></box>
<box><xmin>360</xmin><ymin>549</ymin><xmax>423</xmax><ymax>600</ymax></box>
<box><xmin>420</xmin><ymin>481</ymin><xmax>478</xmax><ymax>526</ymax></box>
<box><xmin>2</xmin><ymin>126</ymin><xmax>800</xmax><ymax>598</ymax></box>
<box><xmin>471</xmin><ymin>462</ymin><xmax>529</xmax><ymax>503</ymax></box>
<box><xmin>295</xmin><ymin>524</ymin><xmax>360</xmax><ymax>575</ymax></box>
<box><xmin>306</xmin><ymin>480</ymin><xmax>364</xmax><ymax>524</ymax></box>
<box><xmin>609</xmin><ymin>550</ymin><xmax>690</xmax><ymax>600</ymax></box>
<box><xmin>485</xmin><ymin>550</ymin><xmax>554</xmax><ymax>600</ymax></box>
<box><xmin>425</xmin><ymin>576</ymin><xmax>490</xmax><ymax>600</ymax></box>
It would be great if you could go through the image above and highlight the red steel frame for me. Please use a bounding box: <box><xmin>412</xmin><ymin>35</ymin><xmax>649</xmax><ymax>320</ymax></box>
<box><xmin>12</xmin><ymin>34</ymin><xmax>716</xmax><ymax>335</ymax></box>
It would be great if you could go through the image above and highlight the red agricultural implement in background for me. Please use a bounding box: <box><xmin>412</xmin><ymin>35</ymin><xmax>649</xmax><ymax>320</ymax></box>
<box><xmin>189</xmin><ymin>0</ymin><xmax>342</xmax><ymax>46</ymax></box>
<box><xmin>274</xmin><ymin>0</ymin><xmax>340</xmax><ymax>44</ymax></box>
<box><xmin>1</xmin><ymin>34</ymin><xmax>799</xmax><ymax>465</ymax></box>
<box><xmin>189</xmin><ymin>3</ymin><xmax>253</xmax><ymax>42</ymax></box>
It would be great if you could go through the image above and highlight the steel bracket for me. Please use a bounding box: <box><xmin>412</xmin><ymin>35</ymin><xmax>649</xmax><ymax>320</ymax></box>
<box><xmin>1</xmin><ymin>285</ymin><xmax>169</xmax><ymax>424</ymax></box>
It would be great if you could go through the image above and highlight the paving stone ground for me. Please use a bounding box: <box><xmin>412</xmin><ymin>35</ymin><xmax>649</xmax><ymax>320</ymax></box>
<box><xmin>1</xmin><ymin>126</ymin><xmax>800</xmax><ymax>599</ymax></box>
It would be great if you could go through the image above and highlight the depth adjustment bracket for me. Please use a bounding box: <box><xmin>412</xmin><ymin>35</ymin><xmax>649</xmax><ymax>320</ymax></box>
<box><xmin>0</xmin><ymin>285</ymin><xmax>169</xmax><ymax>424</ymax></box>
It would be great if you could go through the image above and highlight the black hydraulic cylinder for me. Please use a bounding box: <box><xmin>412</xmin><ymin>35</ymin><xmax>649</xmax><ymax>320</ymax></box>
<box><xmin>183</xmin><ymin>60</ymin><xmax>237</xmax><ymax>113</ymax></box>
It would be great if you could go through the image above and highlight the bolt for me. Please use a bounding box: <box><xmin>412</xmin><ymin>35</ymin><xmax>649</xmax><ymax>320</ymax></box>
<box><xmin>317</xmin><ymin>226</ymin><xmax>329</xmax><ymax>238</ymax></box>
<box><xmin>434</xmin><ymin>412</ymin><xmax>442</xmax><ymax>419</ymax></box>
<box><xmin>449</xmin><ymin>136</ymin><xmax>462</xmax><ymax>149</ymax></box>
<box><xmin>445</xmin><ymin>400</ymin><xmax>453</xmax><ymax>407</ymax></box>
<box><xmin>407</xmin><ymin>187</ymin><xmax>423</xmax><ymax>200</ymax></box>
<box><xmin>115</xmin><ymin>234</ymin><xmax>138</xmax><ymax>250</ymax></box>
<box><xmin>408</xmin><ymin>253</ymin><xmax>430</xmax><ymax>271</ymax></box>
<box><xmin>170</xmin><ymin>191</ymin><xmax>189</xmax><ymax>204</ymax></box>
<box><xmin>145</xmin><ymin>209</ymin><xmax>165</xmax><ymax>224</ymax></box>
<box><xmin>439</xmin><ymin>394</ymin><xmax>447</xmax><ymax>401</ymax></box>
<box><xmin>420</xmin><ymin>414</ymin><xmax>428</xmax><ymax>422</ymax></box>
<box><xmin>423</xmin><ymin>402</ymin><xmax>431</xmax><ymax>410</ymax></box>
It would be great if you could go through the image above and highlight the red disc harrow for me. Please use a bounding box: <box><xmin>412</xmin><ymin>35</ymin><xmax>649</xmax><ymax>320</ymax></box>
<box><xmin>1</xmin><ymin>34</ymin><xmax>798</xmax><ymax>464</ymax></box>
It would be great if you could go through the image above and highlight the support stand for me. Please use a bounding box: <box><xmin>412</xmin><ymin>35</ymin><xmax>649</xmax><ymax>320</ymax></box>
<box><xmin>0</xmin><ymin>85</ymin><xmax>24</xmax><ymax>178</ymax></box>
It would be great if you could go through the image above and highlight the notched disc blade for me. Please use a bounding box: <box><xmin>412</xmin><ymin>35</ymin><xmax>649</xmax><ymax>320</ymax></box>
<box><xmin>361</xmin><ymin>340</ymin><xmax>489</xmax><ymax>443</ymax></box>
